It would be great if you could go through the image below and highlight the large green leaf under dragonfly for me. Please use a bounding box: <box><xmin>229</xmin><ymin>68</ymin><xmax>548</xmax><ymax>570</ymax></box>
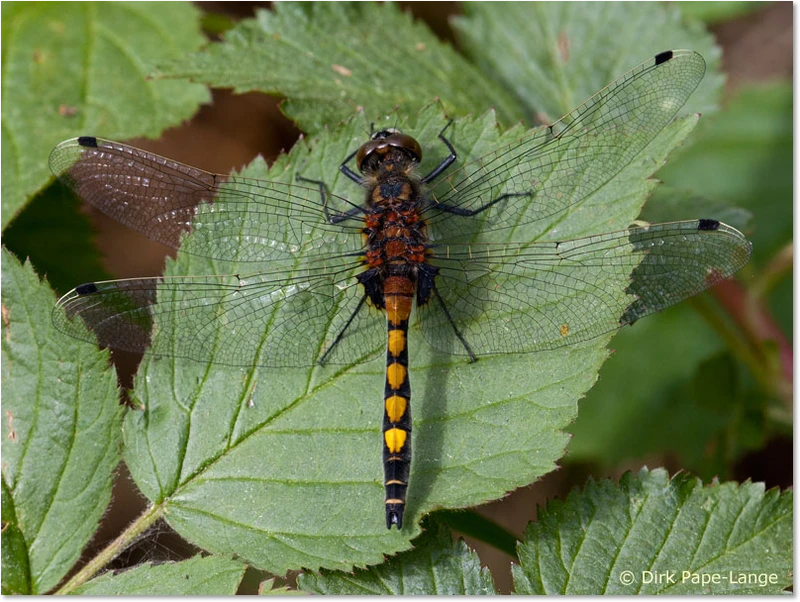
<box><xmin>49</xmin><ymin>52</ymin><xmax>750</xmax><ymax>571</ymax></box>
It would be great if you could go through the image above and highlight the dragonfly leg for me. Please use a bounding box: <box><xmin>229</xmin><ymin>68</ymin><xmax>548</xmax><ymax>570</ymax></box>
<box><xmin>295</xmin><ymin>173</ymin><xmax>364</xmax><ymax>224</ymax></box>
<box><xmin>318</xmin><ymin>295</ymin><xmax>369</xmax><ymax>365</ymax></box>
<box><xmin>338</xmin><ymin>147</ymin><xmax>363</xmax><ymax>184</ymax></box>
<box><xmin>435</xmin><ymin>191</ymin><xmax>531</xmax><ymax>217</ymax></box>
<box><xmin>431</xmin><ymin>284</ymin><xmax>477</xmax><ymax>361</ymax></box>
<box><xmin>421</xmin><ymin>120</ymin><xmax>457</xmax><ymax>184</ymax></box>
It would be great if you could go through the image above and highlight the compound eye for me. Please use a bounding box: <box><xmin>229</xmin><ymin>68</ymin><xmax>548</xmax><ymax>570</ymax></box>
<box><xmin>356</xmin><ymin>139</ymin><xmax>383</xmax><ymax>169</ymax></box>
<box><xmin>355</xmin><ymin>131</ymin><xmax>423</xmax><ymax>171</ymax></box>
<box><xmin>386</xmin><ymin>133</ymin><xmax>422</xmax><ymax>162</ymax></box>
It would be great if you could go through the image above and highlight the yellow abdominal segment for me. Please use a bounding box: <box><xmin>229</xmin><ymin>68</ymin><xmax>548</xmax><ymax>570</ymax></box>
<box><xmin>384</xmin><ymin>428</ymin><xmax>407</xmax><ymax>453</ymax></box>
<box><xmin>385</xmin><ymin>395</ymin><xmax>408</xmax><ymax>423</ymax></box>
<box><xmin>388</xmin><ymin>328</ymin><xmax>406</xmax><ymax>357</ymax></box>
<box><xmin>386</xmin><ymin>362</ymin><xmax>406</xmax><ymax>390</ymax></box>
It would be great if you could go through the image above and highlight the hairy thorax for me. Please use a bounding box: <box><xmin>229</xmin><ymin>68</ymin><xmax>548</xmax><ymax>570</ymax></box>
<box><xmin>363</xmin><ymin>172</ymin><xmax>429</xmax><ymax>275</ymax></box>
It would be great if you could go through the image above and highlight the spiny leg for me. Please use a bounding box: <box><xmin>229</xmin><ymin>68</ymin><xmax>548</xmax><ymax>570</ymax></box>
<box><xmin>421</xmin><ymin>120</ymin><xmax>457</xmax><ymax>184</ymax></box>
<box><xmin>423</xmin><ymin>120</ymin><xmax>531</xmax><ymax>215</ymax></box>
<box><xmin>338</xmin><ymin>147</ymin><xmax>363</xmax><ymax>184</ymax></box>
<box><xmin>295</xmin><ymin>173</ymin><xmax>365</xmax><ymax>224</ymax></box>
<box><xmin>432</xmin><ymin>284</ymin><xmax>477</xmax><ymax>361</ymax></box>
<box><xmin>318</xmin><ymin>295</ymin><xmax>368</xmax><ymax>366</ymax></box>
<box><xmin>435</xmin><ymin>191</ymin><xmax>531</xmax><ymax>217</ymax></box>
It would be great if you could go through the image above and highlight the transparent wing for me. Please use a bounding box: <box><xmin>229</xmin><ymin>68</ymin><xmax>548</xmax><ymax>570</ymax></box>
<box><xmin>53</xmin><ymin>258</ymin><xmax>385</xmax><ymax>368</ymax></box>
<box><xmin>49</xmin><ymin>137</ymin><xmax>364</xmax><ymax>263</ymax></box>
<box><xmin>424</xmin><ymin>50</ymin><xmax>706</xmax><ymax>242</ymax></box>
<box><xmin>420</xmin><ymin>220</ymin><xmax>751</xmax><ymax>356</ymax></box>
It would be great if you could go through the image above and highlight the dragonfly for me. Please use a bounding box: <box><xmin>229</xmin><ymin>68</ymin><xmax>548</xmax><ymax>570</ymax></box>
<box><xmin>50</xmin><ymin>49</ymin><xmax>751</xmax><ymax>530</ymax></box>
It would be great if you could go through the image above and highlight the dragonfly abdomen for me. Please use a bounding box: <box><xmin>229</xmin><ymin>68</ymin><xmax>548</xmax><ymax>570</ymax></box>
<box><xmin>382</xmin><ymin>275</ymin><xmax>414</xmax><ymax>529</ymax></box>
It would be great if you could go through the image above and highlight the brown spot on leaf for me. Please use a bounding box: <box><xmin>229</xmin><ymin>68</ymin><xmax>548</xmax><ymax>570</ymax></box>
<box><xmin>2</xmin><ymin>303</ymin><xmax>9</xmax><ymax>342</ymax></box>
<box><xmin>331</xmin><ymin>63</ymin><xmax>352</xmax><ymax>77</ymax></box>
<box><xmin>5</xmin><ymin>411</ymin><xmax>16</xmax><ymax>442</ymax></box>
<box><xmin>558</xmin><ymin>31</ymin><xmax>570</xmax><ymax>62</ymax></box>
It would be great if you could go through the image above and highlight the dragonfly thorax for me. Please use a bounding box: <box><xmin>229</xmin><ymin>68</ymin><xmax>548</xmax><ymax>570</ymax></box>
<box><xmin>364</xmin><ymin>212</ymin><xmax>427</xmax><ymax>265</ymax></box>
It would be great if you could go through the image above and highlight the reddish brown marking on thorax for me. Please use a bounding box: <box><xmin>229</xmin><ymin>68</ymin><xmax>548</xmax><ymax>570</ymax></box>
<box><xmin>364</xmin><ymin>214</ymin><xmax>429</xmax><ymax>268</ymax></box>
<box><xmin>384</xmin><ymin>239</ymin><xmax>409</xmax><ymax>259</ymax></box>
<box><xmin>362</xmin><ymin>168</ymin><xmax>430</xmax><ymax>273</ymax></box>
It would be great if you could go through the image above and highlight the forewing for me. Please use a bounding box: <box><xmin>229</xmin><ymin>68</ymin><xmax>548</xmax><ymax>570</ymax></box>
<box><xmin>421</xmin><ymin>220</ymin><xmax>751</xmax><ymax>356</ymax></box>
<box><xmin>425</xmin><ymin>50</ymin><xmax>706</xmax><ymax>243</ymax></box>
<box><xmin>49</xmin><ymin>137</ymin><xmax>363</xmax><ymax>263</ymax></box>
<box><xmin>53</xmin><ymin>257</ymin><xmax>383</xmax><ymax>368</ymax></box>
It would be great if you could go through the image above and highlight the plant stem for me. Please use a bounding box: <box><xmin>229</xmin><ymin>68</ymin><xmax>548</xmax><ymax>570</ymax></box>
<box><xmin>694</xmin><ymin>272</ymin><xmax>793</xmax><ymax>419</ymax></box>
<box><xmin>690</xmin><ymin>294</ymin><xmax>762</xmax><ymax>385</ymax></box>
<box><xmin>55</xmin><ymin>503</ymin><xmax>165</xmax><ymax>594</ymax></box>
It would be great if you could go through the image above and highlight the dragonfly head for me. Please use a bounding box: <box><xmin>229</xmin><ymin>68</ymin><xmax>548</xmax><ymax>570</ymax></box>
<box><xmin>356</xmin><ymin>129</ymin><xmax>422</xmax><ymax>175</ymax></box>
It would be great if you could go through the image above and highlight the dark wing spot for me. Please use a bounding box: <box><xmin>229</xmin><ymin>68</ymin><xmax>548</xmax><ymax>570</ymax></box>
<box><xmin>654</xmin><ymin>50</ymin><xmax>673</xmax><ymax>66</ymax></box>
<box><xmin>77</xmin><ymin>136</ymin><xmax>98</xmax><ymax>148</ymax></box>
<box><xmin>75</xmin><ymin>282</ymin><xmax>99</xmax><ymax>295</ymax></box>
<box><xmin>697</xmin><ymin>219</ymin><xmax>720</xmax><ymax>231</ymax></box>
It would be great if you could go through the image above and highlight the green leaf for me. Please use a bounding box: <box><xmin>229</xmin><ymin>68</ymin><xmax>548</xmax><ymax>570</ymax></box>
<box><xmin>200</xmin><ymin>11</ymin><xmax>236</xmax><ymax>37</ymax></box>
<box><xmin>657</xmin><ymin>80</ymin><xmax>792</xmax><ymax>344</ymax></box>
<box><xmin>259</xmin><ymin>578</ymin><xmax>306</xmax><ymax>595</ymax></box>
<box><xmin>569</xmin><ymin>84</ymin><xmax>792</xmax><ymax>473</ymax></box>
<box><xmin>298</xmin><ymin>521</ymin><xmax>497</xmax><ymax>594</ymax></box>
<box><xmin>1</xmin><ymin>480</ymin><xmax>31</xmax><ymax>595</ymax></box>
<box><xmin>639</xmin><ymin>185</ymin><xmax>753</xmax><ymax>232</ymax></box>
<box><xmin>1</xmin><ymin>1</ymin><xmax>209</xmax><ymax>229</ymax></box>
<box><xmin>452</xmin><ymin>2</ymin><xmax>723</xmax><ymax>122</ymax></box>
<box><xmin>1</xmin><ymin>249</ymin><xmax>123</xmax><ymax>593</ymax></box>
<box><xmin>3</xmin><ymin>182</ymin><xmax>110</xmax><ymax>296</ymax></box>
<box><xmin>676</xmin><ymin>354</ymin><xmax>768</xmax><ymax>475</ymax></box>
<box><xmin>658</xmin><ymin>82</ymin><xmax>793</xmax><ymax>266</ymax></box>
<box><xmin>568</xmin><ymin>304</ymin><xmax>732</xmax><ymax>471</ymax></box>
<box><xmin>113</xmin><ymin>98</ymin><xmax>702</xmax><ymax>574</ymax></box>
<box><xmin>434</xmin><ymin>510</ymin><xmax>519</xmax><ymax>558</ymax></box>
<box><xmin>675</xmin><ymin>1</ymin><xmax>764</xmax><ymax>24</ymax></box>
<box><xmin>512</xmin><ymin>468</ymin><xmax>792</xmax><ymax>594</ymax></box>
<box><xmin>71</xmin><ymin>555</ymin><xmax>247</xmax><ymax>595</ymax></box>
<box><xmin>160</xmin><ymin>3</ymin><xmax>523</xmax><ymax>133</ymax></box>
